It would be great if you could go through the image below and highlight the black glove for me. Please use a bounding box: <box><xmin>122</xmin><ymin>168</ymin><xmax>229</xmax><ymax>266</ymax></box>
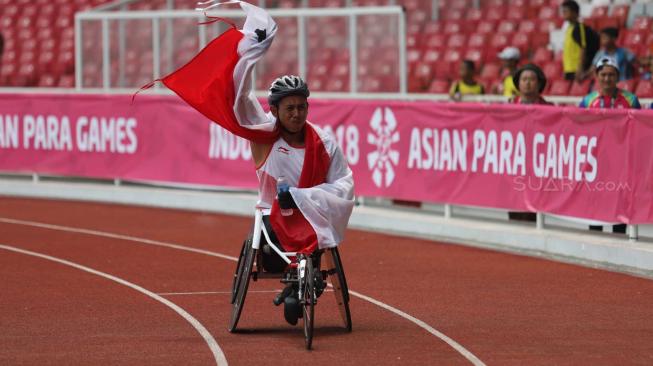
<box><xmin>278</xmin><ymin>190</ymin><xmax>297</xmax><ymax>210</ymax></box>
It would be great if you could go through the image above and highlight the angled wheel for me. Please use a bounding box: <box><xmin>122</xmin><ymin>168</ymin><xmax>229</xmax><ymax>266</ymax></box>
<box><xmin>229</xmin><ymin>241</ymin><xmax>256</xmax><ymax>333</ymax></box>
<box><xmin>301</xmin><ymin>257</ymin><xmax>316</xmax><ymax>350</ymax></box>
<box><xmin>231</xmin><ymin>236</ymin><xmax>250</xmax><ymax>304</ymax></box>
<box><xmin>326</xmin><ymin>247</ymin><xmax>352</xmax><ymax>332</ymax></box>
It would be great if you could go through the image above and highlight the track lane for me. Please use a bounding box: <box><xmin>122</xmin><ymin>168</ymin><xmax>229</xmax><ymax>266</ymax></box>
<box><xmin>3</xmin><ymin>197</ymin><xmax>653</xmax><ymax>365</ymax></box>
<box><xmin>0</xmin><ymin>248</ymin><xmax>219</xmax><ymax>366</ymax></box>
<box><xmin>0</xmin><ymin>200</ymin><xmax>473</xmax><ymax>365</ymax></box>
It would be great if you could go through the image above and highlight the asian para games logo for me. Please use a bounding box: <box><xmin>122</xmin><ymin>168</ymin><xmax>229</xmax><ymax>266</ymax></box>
<box><xmin>367</xmin><ymin>107</ymin><xmax>400</xmax><ymax>188</ymax></box>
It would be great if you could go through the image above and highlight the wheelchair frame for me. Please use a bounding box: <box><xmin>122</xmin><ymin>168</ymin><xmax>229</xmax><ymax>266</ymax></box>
<box><xmin>228</xmin><ymin>208</ymin><xmax>352</xmax><ymax>350</ymax></box>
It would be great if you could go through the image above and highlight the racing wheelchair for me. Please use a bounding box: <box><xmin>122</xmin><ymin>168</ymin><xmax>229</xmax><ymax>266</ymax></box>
<box><xmin>229</xmin><ymin>208</ymin><xmax>352</xmax><ymax>349</ymax></box>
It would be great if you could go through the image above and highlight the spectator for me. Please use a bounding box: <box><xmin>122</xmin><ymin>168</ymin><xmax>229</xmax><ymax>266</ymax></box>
<box><xmin>510</xmin><ymin>64</ymin><xmax>553</xmax><ymax>105</ymax></box>
<box><xmin>580</xmin><ymin>57</ymin><xmax>640</xmax><ymax>234</ymax></box>
<box><xmin>587</xmin><ymin>27</ymin><xmax>635</xmax><ymax>81</ymax></box>
<box><xmin>449</xmin><ymin>60</ymin><xmax>484</xmax><ymax>101</ymax></box>
<box><xmin>496</xmin><ymin>46</ymin><xmax>520</xmax><ymax>98</ymax></box>
<box><xmin>579</xmin><ymin>57</ymin><xmax>641</xmax><ymax>109</ymax></box>
<box><xmin>561</xmin><ymin>0</ymin><xmax>600</xmax><ymax>81</ymax></box>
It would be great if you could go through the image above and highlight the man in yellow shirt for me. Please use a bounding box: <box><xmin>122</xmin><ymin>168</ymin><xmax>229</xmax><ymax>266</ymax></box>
<box><xmin>497</xmin><ymin>47</ymin><xmax>520</xmax><ymax>98</ymax></box>
<box><xmin>449</xmin><ymin>60</ymin><xmax>485</xmax><ymax>101</ymax></box>
<box><xmin>561</xmin><ymin>0</ymin><xmax>599</xmax><ymax>81</ymax></box>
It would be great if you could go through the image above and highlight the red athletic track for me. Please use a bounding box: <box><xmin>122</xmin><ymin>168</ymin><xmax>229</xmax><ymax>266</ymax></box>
<box><xmin>1</xmin><ymin>197</ymin><xmax>653</xmax><ymax>365</ymax></box>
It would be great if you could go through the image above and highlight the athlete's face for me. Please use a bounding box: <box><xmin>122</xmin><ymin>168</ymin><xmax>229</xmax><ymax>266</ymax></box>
<box><xmin>597</xmin><ymin>66</ymin><xmax>618</xmax><ymax>94</ymax></box>
<box><xmin>271</xmin><ymin>95</ymin><xmax>309</xmax><ymax>135</ymax></box>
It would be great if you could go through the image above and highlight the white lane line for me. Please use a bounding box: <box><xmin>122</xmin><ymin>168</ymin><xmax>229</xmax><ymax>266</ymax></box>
<box><xmin>0</xmin><ymin>244</ymin><xmax>228</xmax><ymax>366</ymax></box>
<box><xmin>0</xmin><ymin>217</ymin><xmax>238</xmax><ymax>262</ymax></box>
<box><xmin>0</xmin><ymin>216</ymin><xmax>485</xmax><ymax>366</ymax></box>
<box><xmin>158</xmin><ymin>290</ymin><xmax>279</xmax><ymax>296</ymax></box>
<box><xmin>349</xmin><ymin>289</ymin><xmax>485</xmax><ymax>366</ymax></box>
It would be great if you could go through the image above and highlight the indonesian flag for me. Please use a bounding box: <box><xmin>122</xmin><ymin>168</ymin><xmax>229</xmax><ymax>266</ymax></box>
<box><xmin>161</xmin><ymin>1</ymin><xmax>354</xmax><ymax>254</ymax></box>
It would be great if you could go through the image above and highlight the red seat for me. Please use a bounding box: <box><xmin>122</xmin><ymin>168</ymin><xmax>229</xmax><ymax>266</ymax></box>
<box><xmin>590</xmin><ymin>6</ymin><xmax>608</xmax><ymax>18</ymax></box>
<box><xmin>447</xmin><ymin>34</ymin><xmax>467</xmax><ymax>49</ymax></box>
<box><xmin>443</xmin><ymin>21</ymin><xmax>463</xmax><ymax>35</ymax></box>
<box><xmin>548</xmin><ymin>79</ymin><xmax>571</xmax><ymax>96</ymax></box>
<box><xmin>538</xmin><ymin>6</ymin><xmax>555</xmax><ymax>20</ymax></box>
<box><xmin>444</xmin><ymin>49</ymin><xmax>463</xmax><ymax>64</ymax></box>
<box><xmin>422</xmin><ymin>21</ymin><xmax>442</xmax><ymax>36</ymax></box>
<box><xmin>422</xmin><ymin>34</ymin><xmax>447</xmax><ymax>49</ymax></box>
<box><xmin>497</xmin><ymin>20</ymin><xmax>517</xmax><ymax>34</ymax></box>
<box><xmin>532</xmin><ymin>47</ymin><xmax>553</xmax><ymax>64</ymax></box>
<box><xmin>511</xmin><ymin>33</ymin><xmax>530</xmax><ymax>54</ymax></box>
<box><xmin>466</xmin><ymin>8</ymin><xmax>483</xmax><ymax>22</ymax></box>
<box><xmin>569</xmin><ymin>79</ymin><xmax>592</xmax><ymax>96</ymax></box>
<box><xmin>464</xmin><ymin>48</ymin><xmax>483</xmax><ymax>64</ymax></box>
<box><xmin>623</xmin><ymin>31</ymin><xmax>646</xmax><ymax>50</ymax></box>
<box><xmin>617</xmin><ymin>80</ymin><xmax>636</xmax><ymax>92</ymax></box>
<box><xmin>518</xmin><ymin>20</ymin><xmax>536</xmax><ymax>33</ymax></box>
<box><xmin>484</xmin><ymin>6</ymin><xmax>506</xmax><ymax>21</ymax></box>
<box><xmin>477</xmin><ymin>20</ymin><xmax>496</xmax><ymax>34</ymax></box>
<box><xmin>634</xmin><ymin>81</ymin><xmax>653</xmax><ymax>98</ymax></box>
<box><xmin>467</xmin><ymin>33</ymin><xmax>487</xmax><ymax>49</ymax></box>
<box><xmin>490</xmin><ymin>33</ymin><xmax>509</xmax><ymax>49</ymax></box>
<box><xmin>480</xmin><ymin>63</ymin><xmax>501</xmax><ymax>81</ymax></box>
<box><xmin>632</xmin><ymin>17</ymin><xmax>653</xmax><ymax>33</ymax></box>
<box><xmin>422</xmin><ymin>49</ymin><xmax>442</xmax><ymax>63</ymax></box>
<box><xmin>428</xmin><ymin>79</ymin><xmax>450</xmax><ymax>94</ymax></box>
<box><xmin>542</xmin><ymin>62</ymin><xmax>562</xmax><ymax>81</ymax></box>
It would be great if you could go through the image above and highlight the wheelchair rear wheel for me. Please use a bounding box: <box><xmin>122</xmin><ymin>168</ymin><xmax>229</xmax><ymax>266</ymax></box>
<box><xmin>302</xmin><ymin>257</ymin><xmax>316</xmax><ymax>350</ymax></box>
<box><xmin>229</xmin><ymin>240</ymin><xmax>256</xmax><ymax>332</ymax></box>
<box><xmin>326</xmin><ymin>247</ymin><xmax>352</xmax><ymax>332</ymax></box>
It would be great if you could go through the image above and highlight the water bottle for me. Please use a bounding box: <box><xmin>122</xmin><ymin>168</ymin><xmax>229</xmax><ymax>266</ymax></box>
<box><xmin>277</xmin><ymin>176</ymin><xmax>293</xmax><ymax>216</ymax></box>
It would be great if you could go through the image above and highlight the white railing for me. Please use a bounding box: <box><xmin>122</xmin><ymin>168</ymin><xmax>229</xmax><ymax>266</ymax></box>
<box><xmin>75</xmin><ymin>6</ymin><xmax>407</xmax><ymax>93</ymax></box>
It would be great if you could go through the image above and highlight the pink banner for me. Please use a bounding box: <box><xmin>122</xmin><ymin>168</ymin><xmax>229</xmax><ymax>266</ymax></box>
<box><xmin>1</xmin><ymin>93</ymin><xmax>653</xmax><ymax>223</ymax></box>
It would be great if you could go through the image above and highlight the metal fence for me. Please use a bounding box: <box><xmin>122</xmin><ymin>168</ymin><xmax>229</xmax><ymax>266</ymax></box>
<box><xmin>75</xmin><ymin>3</ymin><xmax>407</xmax><ymax>93</ymax></box>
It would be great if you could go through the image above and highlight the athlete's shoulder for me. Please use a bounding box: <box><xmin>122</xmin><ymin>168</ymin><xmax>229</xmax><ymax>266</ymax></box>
<box><xmin>308</xmin><ymin>122</ymin><xmax>338</xmax><ymax>155</ymax></box>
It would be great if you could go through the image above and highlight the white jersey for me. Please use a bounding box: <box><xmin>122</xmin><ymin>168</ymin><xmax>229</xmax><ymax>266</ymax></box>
<box><xmin>256</xmin><ymin>137</ymin><xmax>305</xmax><ymax>211</ymax></box>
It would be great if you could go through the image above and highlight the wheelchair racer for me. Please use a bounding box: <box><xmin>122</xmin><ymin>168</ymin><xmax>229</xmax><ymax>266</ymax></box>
<box><xmin>159</xmin><ymin>1</ymin><xmax>355</xmax><ymax>326</ymax></box>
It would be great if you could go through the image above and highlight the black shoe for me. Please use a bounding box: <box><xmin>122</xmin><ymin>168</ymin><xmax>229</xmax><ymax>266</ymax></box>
<box><xmin>273</xmin><ymin>285</ymin><xmax>293</xmax><ymax>306</ymax></box>
<box><xmin>283</xmin><ymin>295</ymin><xmax>300</xmax><ymax>325</ymax></box>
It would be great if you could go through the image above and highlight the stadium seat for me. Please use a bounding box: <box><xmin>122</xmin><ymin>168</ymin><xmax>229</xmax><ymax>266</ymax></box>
<box><xmin>532</xmin><ymin>47</ymin><xmax>553</xmax><ymax>64</ymax></box>
<box><xmin>497</xmin><ymin>21</ymin><xmax>517</xmax><ymax>34</ymax></box>
<box><xmin>569</xmin><ymin>79</ymin><xmax>592</xmax><ymax>96</ymax></box>
<box><xmin>632</xmin><ymin>16</ymin><xmax>653</xmax><ymax>32</ymax></box>
<box><xmin>617</xmin><ymin>79</ymin><xmax>636</xmax><ymax>92</ymax></box>
<box><xmin>634</xmin><ymin>80</ymin><xmax>653</xmax><ymax>98</ymax></box>
<box><xmin>476</xmin><ymin>20</ymin><xmax>496</xmax><ymax>34</ymax></box>
<box><xmin>467</xmin><ymin>33</ymin><xmax>487</xmax><ymax>49</ymax></box>
<box><xmin>464</xmin><ymin>48</ymin><xmax>484</xmax><ymax>64</ymax></box>
<box><xmin>480</xmin><ymin>63</ymin><xmax>501</xmax><ymax>81</ymax></box>
<box><xmin>542</xmin><ymin>61</ymin><xmax>562</xmax><ymax>81</ymax></box>
<box><xmin>447</xmin><ymin>34</ymin><xmax>467</xmax><ymax>49</ymax></box>
<box><xmin>548</xmin><ymin>79</ymin><xmax>571</xmax><ymax>95</ymax></box>
<box><xmin>428</xmin><ymin>79</ymin><xmax>450</xmax><ymax>94</ymax></box>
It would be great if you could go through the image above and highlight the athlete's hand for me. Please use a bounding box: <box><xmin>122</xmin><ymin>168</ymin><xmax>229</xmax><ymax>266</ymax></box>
<box><xmin>278</xmin><ymin>190</ymin><xmax>297</xmax><ymax>210</ymax></box>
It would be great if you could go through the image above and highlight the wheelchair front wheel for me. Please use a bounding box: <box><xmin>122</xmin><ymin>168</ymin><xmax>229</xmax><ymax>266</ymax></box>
<box><xmin>301</xmin><ymin>257</ymin><xmax>316</xmax><ymax>350</ymax></box>
<box><xmin>229</xmin><ymin>243</ymin><xmax>256</xmax><ymax>332</ymax></box>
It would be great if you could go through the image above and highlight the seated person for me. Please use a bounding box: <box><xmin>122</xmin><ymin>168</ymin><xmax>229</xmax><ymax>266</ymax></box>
<box><xmin>449</xmin><ymin>60</ymin><xmax>485</xmax><ymax>101</ymax></box>
<box><xmin>159</xmin><ymin>2</ymin><xmax>355</xmax><ymax>326</ymax></box>
<box><xmin>510</xmin><ymin>63</ymin><xmax>553</xmax><ymax>105</ymax></box>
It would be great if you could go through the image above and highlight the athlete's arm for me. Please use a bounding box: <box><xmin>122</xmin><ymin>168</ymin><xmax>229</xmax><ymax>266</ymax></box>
<box><xmin>251</xmin><ymin>141</ymin><xmax>273</xmax><ymax>168</ymax></box>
